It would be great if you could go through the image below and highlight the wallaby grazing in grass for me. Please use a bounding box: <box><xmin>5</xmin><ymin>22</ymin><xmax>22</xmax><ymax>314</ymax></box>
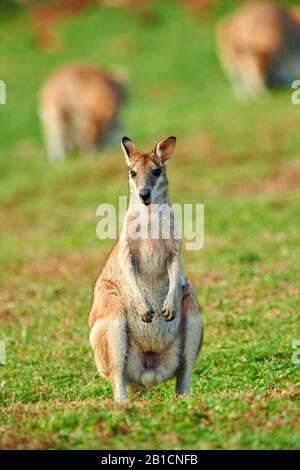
<box><xmin>216</xmin><ymin>2</ymin><xmax>300</xmax><ymax>100</ymax></box>
<box><xmin>89</xmin><ymin>136</ymin><xmax>203</xmax><ymax>401</ymax></box>
<box><xmin>39</xmin><ymin>63</ymin><xmax>126</xmax><ymax>162</ymax></box>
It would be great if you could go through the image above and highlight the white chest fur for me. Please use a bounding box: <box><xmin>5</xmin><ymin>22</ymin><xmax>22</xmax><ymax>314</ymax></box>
<box><xmin>124</xmin><ymin>202</ymin><xmax>181</xmax><ymax>352</ymax></box>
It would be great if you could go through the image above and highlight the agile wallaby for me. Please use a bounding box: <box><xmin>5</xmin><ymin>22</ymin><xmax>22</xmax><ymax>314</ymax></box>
<box><xmin>89</xmin><ymin>136</ymin><xmax>203</xmax><ymax>401</ymax></box>
<box><xmin>39</xmin><ymin>63</ymin><xmax>126</xmax><ymax>162</ymax></box>
<box><xmin>217</xmin><ymin>2</ymin><xmax>300</xmax><ymax>100</ymax></box>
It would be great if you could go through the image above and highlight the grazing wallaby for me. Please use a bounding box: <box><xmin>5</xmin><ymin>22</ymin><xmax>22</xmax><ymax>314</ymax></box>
<box><xmin>216</xmin><ymin>2</ymin><xmax>300</xmax><ymax>100</ymax></box>
<box><xmin>89</xmin><ymin>136</ymin><xmax>203</xmax><ymax>401</ymax></box>
<box><xmin>39</xmin><ymin>63</ymin><xmax>126</xmax><ymax>162</ymax></box>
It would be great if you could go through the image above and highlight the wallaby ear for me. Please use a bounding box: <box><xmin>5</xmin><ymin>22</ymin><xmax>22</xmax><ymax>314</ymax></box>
<box><xmin>121</xmin><ymin>136</ymin><xmax>138</xmax><ymax>165</ymax></box>
<box><xmin>155</xmin><ymin>136</ymin><xmax>176</xmax><ymax>163</ymax></box>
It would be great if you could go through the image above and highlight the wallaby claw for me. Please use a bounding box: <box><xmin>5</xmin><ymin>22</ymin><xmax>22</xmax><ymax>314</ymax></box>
<box><xmin>142</xmin><ymin>310</ymin><xmax>154</xmax><ymax>322</ymax></box>
<box><xmin>138</xmin><ymin>301</ymin><xmax>155</xmax><ymax>323</ymax></box>
<box><xmin>162</xmin><ymin>305</ymin><xmax>176</xmax><ymax>322</ymax></box>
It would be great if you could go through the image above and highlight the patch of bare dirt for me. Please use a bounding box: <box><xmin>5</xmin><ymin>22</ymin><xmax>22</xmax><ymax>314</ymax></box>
<box><xmin>0</xmin><ymin>397</ymin><xmax>139</xmax><ymax>417</ymax></box>
<box><xmin>187</xmin><ymin>270</ymin><xmax>226</xmax><ymax>290</ymax></box>
<box><xmin>177</xmin><ymin>132</ymin><xmax>231</xmax><ymax>166</ymax></box>
<box><xmin>0</xmin><ymin>307</ymin><xmax>16</xmax><ymax>323</ymax></box>
<box><xmin>219</xmin><ymin>385</ymin><xmax>300</xmax><ymax>433</ymax></box>
<box><xmin>216</xmin><ymin>383</ymin><xmax>300</xmax><ymax>402</ymax></box>
<box><xmin>0</xmin><ymin>205</ymin><xmax>32</xmax><ymax>237</ymax></box>
<box><xmin>0</xmin><ymin>433</ymin><xmax>54</xmax><ymax>450</ymax></box>
<box><xmin>25</xmin><ymin>248</ymin><xmax>107</xmax><ymax>287</ymax></box>
<box><xmin>234</xmin><ymin>160</ymin><xmax>300</xmax><ymax>196</ymax></box>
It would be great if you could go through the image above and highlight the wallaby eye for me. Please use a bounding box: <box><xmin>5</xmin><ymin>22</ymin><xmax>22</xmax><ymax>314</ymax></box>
<box><xmin>152</xmin><ymin>168</ymin><xmax>161</xmax><ymax>177</ymax></box>
<box><xmin>130</xmin><ymin>170</ymin><xmax>137</xmax><ymax>178</ymax></box>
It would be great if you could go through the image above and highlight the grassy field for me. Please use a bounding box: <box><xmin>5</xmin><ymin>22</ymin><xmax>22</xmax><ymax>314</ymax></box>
<box><xmin>0</xmin><ymin>0</ymin><xmax>300</xmax><ymax>450</ymax></box>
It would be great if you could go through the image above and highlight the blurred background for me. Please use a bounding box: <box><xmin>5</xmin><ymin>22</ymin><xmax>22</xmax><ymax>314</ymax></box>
<box><xmin>0</xmin><ymin>0</ymin><xmax>300</xmax><ymax>450</ymax></box>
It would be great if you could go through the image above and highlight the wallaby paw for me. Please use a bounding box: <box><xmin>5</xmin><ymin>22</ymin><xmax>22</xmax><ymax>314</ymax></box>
<box><xmin>175</xmin><ymin>391</ymin><xmax>190</xmax><ymax>399</ymax></box>
<box><xmin>141</xmin><ymin>310</ymin><xmax>154</xmax><ymax>323</ymax></box>
<box><xmin>162</xmin><ymin>301</ymin><xmax>176</xmax><ymax>322</ymax></box>
<box><xmin>138</xmin><ymin>301</ymin><xmax>155</xmax><ymax>323</ymax></box>
<box><xmin>114</xmin><ymin>396</ymin><xmax>130</xmax><ymax>405</ymax></box>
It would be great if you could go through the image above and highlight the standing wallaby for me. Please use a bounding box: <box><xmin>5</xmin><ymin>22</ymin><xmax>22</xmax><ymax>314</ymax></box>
<box><xmin>89</xmin><ymin>136</ymin><xmax>203</xmax><ymax>401</ymax></box>
<box><xmin>216</xmin><ymin>2</ymin><xmax>300</xmax><ymax>100</ymax></box>
<box><xmin>39</xmin><ymin>63</ymin><xmax>126</xmax><ymax>162</ymax></box>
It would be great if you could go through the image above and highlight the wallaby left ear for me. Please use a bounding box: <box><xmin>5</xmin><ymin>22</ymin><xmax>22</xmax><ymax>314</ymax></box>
<box><xmin>121</xmin><ymin>136</ymin><xmax>138</xmax><ymax>165</ymax></box>
<box><xmin>155</xmin><ymin>136</ymin><xmax>176</xmax><ymax>162</ymax></box>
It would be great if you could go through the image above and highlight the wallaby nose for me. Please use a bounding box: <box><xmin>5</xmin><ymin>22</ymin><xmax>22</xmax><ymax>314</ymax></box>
<box><xmin>139</xmin><ymin>188</ymin><xmax>151</xmax><ymax>202</ymax></box>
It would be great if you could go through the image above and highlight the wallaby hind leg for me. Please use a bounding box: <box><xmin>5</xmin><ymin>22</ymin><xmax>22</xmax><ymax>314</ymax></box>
<box><xmin>40</xmin><ymin>103</ymin><xmax>66</xmax><ymax>162</ymax></box>
<box><xmin>81</xmin><ymin>118</ymin><xmax>104</xmax><ymax>155</ymax></box>
<box><xmin>237</xmin><ymin>56</ymin><xmax>267</xmax><ymax>99</ymax></box>
<box><xmin>176</xmin><ymin>282</ymin><xmax>203</xmax><ymax>397</ymax></box>
<box><xmin>216</xmin><ymin>20</ymin><xmax>247</xmax><ymax>101</ymax></box>
<box><xmin>89</xmin><ymin>297</ymin><xmax>128</xmax><ymax>402</ymax></box>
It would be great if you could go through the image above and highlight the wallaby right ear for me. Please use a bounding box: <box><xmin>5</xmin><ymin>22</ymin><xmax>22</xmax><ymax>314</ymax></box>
<box><xmin>121</xmin><ymin>136</ymin><xmax>138</xmax><ymax>165</ymax></box>
<box><xmin>155</xmin><ymin>136</ymin><xmax>176</xmax><ymax>163</ymax></box>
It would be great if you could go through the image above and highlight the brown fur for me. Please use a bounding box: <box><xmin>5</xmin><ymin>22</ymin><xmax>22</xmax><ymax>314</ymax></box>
<box><xmin>217</xmin><ymin>2</ymin><xmax>300</xmax><ymax>99</ymax></box>
<box><xmin>31</xmin><ymin>1</ymin><xmax>96</xmax><ymax>52</ymax></box>
<box><xmin>39</xmin><ymin>63</ymin><xmax>126</xmax><ymax>162</ymax></box>
<box><xmin>89</xmin><ymin>137</ymin><xmax>203</xmax><ymax>401</ymax></box>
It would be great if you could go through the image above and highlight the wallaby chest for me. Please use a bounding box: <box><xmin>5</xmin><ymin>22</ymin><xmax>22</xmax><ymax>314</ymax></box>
<box><xmin>134</xmin><ymin>238</ymin><xmax>170</xmax><ymax>280</ymax></box>
<box><xmin>125</xmin><ymin>238</ymin><xmax>181</xmax><ymax>352</ymax></box>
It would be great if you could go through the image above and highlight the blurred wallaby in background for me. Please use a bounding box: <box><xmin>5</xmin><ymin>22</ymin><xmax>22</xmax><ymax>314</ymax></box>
<box><xmin>182</xmin><ymin>0</ymin><xmax>217</xmax><ymax>19</ymax></box>
<box><xmin>39</xmin><ymin>63</ymin><xmax>127</xmax><ymax>162</ymax></box>
<box><xmin>29</xmin><ymin>0</ymin><xmax>96</xmax><ymax>52</ymax></box>
<box><xmin>216</xmin><ymin>2</ymin><xmax>300</xmax><ymax>100</ymax></box>
<box><xmin>30</xmin><ymin>0</ymin><xmax>154</xmax><ymax>51</ymax></box>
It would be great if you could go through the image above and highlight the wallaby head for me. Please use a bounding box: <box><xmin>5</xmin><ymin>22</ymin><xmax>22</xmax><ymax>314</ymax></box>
<box><xmin>121</xmin><ymin>136</ymin><xmax>176</xmax><ymax>206</ymax></box>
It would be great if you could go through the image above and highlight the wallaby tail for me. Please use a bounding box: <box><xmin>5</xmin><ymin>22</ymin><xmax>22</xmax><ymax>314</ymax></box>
<box><xmin>110</xmin><ymin>67</ymin><xmax>129</xmax><ymax>103</ymax></box>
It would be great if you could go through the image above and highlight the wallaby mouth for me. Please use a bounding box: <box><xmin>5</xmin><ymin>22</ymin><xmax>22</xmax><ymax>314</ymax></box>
<box><xmin>140</xmin><ymin>197</ymin><xmax>151</xmax><ymax>206</ymax></box>
<box><xmin>139</xmin><ymin>188</ymin><xmax>151</xmax><ymax>206</ymax></box>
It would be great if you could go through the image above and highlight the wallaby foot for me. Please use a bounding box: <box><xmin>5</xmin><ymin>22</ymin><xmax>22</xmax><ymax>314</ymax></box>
<box><xmin>112</xmin><ymin>374</ymin><xmax>128</xmax><ymax>402</ymax></box>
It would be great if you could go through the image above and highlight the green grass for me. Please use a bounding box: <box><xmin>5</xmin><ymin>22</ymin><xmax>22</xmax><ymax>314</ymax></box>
<box><xmin>0</xmin><ymin>0</ymin><xmax>300</xmax><ymax>450</ymax></box>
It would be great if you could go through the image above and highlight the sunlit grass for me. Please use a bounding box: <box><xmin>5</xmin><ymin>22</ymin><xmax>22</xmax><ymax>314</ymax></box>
<box><xmin>0</xmin><ymin>1</ymin><xmax>299</xmax><ymax>450</ymax></box>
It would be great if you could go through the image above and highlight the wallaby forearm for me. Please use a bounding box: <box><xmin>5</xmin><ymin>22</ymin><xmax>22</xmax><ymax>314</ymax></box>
<box><xmin>119</xmin><ymin>246</ymin><xmax>180</xmax><ymax>323</ymax></box>
<box><xmin>162</xmin><ymin>249</ymin><xmax>181</xmax><ymax>321</ymax></box>
<box><xmin>166</xmin><ymin>253</ymin><xmax>180</xmax><ymax>300</ymax></box>
<box><xmin>119</xmin><ymin>238</ymin><xmax>155</xmax><ymax>322</ymax></box>
<box><xmin>119</xmin><ymin>239</ymin><xmax>143</xmax><ymax>300</ymax></box>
